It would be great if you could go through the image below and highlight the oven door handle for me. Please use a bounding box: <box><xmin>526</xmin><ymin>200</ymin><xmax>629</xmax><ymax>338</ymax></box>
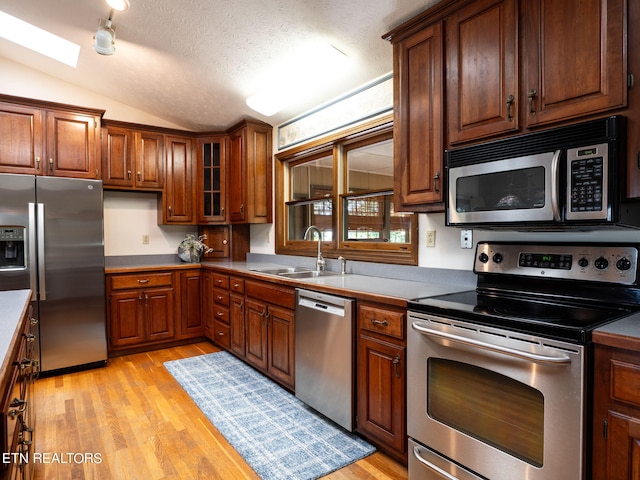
<box><xmin>412</xmin><ymin>322</ymin><xmax>572</xmax><ymax>364</ymax></box>
<box><xmin>412</xmin><ymin>445</ymin><xmax>459</xmax><ymax>480</ymax></box>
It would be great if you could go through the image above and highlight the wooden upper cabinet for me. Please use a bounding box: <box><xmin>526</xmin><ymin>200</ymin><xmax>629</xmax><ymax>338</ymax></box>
<box><xmin>102</xmin><ymin>123</ymin><xmax>164</xmax><ymax>190</ymax></box>
<box><xmin>446</xmin><ymin>0</ymin><xmax>518</xmax><ymax>144</ymax></box>
<box><xmin>0</xmin><ymin>102</ymin><xmax>43</xmax><ymax>174</ymax></box>
<box><xmin>161</xmin><ymin>135</ymin><xmax>195</xmax><ymax>224</ymax></box>
<box><xmin>46</xmin><ymin>110</ymin><xmax>100</xmax><ymax>178</ymax></box>
<box><xmin>197</xmin><ymin>135</ymin><xmax>227</xmax><ymax>224</ymax></box>
<box><xmin>0</xmin><ymin>96</ymin><xmax>102</xmax><ymax>178</ymax></box>
<box><xmin>521</xmin><ymin>0</ymin><xmax>627</xmax><ymax>127</ymax></box>
<box><xmin>227</xmin><ymin>120</ymin><xmax>273</xmax><ymax>224</ymax></box>
<box><xmin>135</xmin><ymin>131</ymin><xmax>165</xmax><ymax>189</ymax></box>
<box><xmin>102</xmin><ymin>125</ymin><xmax>133</xmax><ymax>187</ymax></box>
<box><xmin>391</xmin><ymin>21</ymin><xmax>445</xmax><ymax>211</ymax></box>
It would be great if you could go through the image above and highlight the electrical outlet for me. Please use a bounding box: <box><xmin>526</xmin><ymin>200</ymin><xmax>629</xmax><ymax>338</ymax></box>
<box><xmin>426</xmin><ymin>230</ymin><xmax>436</xmax><ymax>247</ymax></box>
<box><xmin>460</xmin><ymin>229</ymin><xmax>473</xmax><ymax>249</ymax></box>
<box><xmin>142</xmin><ymin>234</ymin><xmax>150</xmax><ymax>245</ymax></box>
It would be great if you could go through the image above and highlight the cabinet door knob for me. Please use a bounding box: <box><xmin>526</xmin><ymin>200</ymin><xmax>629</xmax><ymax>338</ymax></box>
<box><xmin>127</xmin><ymin>170</ymin><xmax>132</xmax><ymax>179</ymax></box>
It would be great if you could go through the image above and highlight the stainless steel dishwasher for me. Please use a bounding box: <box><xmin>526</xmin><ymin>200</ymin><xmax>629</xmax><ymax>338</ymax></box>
<box><xmin>295</xmin><ymin>288</ymin><xmax>355</xmax><ymax>431</ymax></box>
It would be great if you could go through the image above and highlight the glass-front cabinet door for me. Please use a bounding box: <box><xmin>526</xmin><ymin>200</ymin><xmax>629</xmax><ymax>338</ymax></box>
<box><xmin>197</xmin><ymin>136</ymin><xmax>227</xmax><ymax>224</ymax></box>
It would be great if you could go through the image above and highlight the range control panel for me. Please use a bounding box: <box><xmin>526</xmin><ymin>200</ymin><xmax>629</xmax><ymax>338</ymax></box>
<box><xmin>474</xmin><ymin>242</ymin><xmax>638</xmax><ymax>285</ymax></box>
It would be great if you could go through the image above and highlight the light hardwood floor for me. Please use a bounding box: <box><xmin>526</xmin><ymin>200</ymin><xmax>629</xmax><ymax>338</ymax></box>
<box><xmin>33</xmin><ymin>341</ymin><xmax>408</xmax><ymax>480</ymax></box>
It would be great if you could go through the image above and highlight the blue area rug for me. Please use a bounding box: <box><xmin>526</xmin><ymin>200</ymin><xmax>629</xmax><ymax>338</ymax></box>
<box><xmin>164</xmin><ymin>351</ymin><xmax>375</xmax><ymax>480</ymax></box>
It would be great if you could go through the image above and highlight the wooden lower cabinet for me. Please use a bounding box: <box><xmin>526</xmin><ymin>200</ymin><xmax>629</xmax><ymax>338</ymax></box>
<box><xmin>180</xmin><ymin>270</ymin><xmax>204</xmax><ymax>338</ymax></box>
<box><xmin>229</xmin><ymin>293</ymin><xmax>245</xmax><ymax>357</ymax></box>
<box><xmin>244</xmin><ymin>280</ymin><xmax>295</xmax><ymax>389</ymax></box>
<box><xmin>356</xmin><ymin>301</ymin><xmax>407</xmax><ymax>462</ymax></box>
<box><xmin>592</xmin><ymin>343</ymin><xmax>640</xmax><ymax>479</ymax></box>
<box><xmin>245</xmin><ymin>298</ymin><xmax>295</xmax><ymax>389</ymax></box>
<box><xmin>107</xmin><ymin>269</ymin><xmax>194</xmax><ymax>354</ymax></box>
<box><xmin>108</xmin><ymin>286</ymin><xmax>175</xmax><ymax>349</ymax></box>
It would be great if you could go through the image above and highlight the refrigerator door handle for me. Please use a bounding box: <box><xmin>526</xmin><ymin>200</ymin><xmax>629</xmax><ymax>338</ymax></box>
<box><xmin>37</xmin><ymin>203</ymin><xmax>46</xmax><ymax>301</ymax></box>
<box><xmin>28</xmin><ymin>203</ymin><xmax>38</xmax><ymax>301</ymax></box>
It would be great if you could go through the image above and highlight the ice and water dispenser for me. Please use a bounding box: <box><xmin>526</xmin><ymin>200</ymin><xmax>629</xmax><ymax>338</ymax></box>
<box><xmin>0</xmin><ymin>227</ymin><xmax>26</xmax><ymax>269</ymax></box>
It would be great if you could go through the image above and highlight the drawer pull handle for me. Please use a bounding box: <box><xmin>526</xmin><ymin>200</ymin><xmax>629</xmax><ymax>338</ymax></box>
<box><xmin>217</xmin><ymin>311</ymin><xmax>224</xmax><ymax>317</ymax></box>
<box><xmin>233</xmin><ymin>283</ymin><xmax>240</xmax><ymax>288</ymax></box>
<box><xmin>137</xmin><ymin>279</ymin><xmax>150</xmax><ymax>284</ymax></box>
<box><xmin>371</xmin><ymin>318</ymin><xmax>389</xmax><ymax>327</ymax></box>
<box><xmin>218</xmin><ymin>331</ymin><xmax>224</xmax><ymax>336</ymax></box>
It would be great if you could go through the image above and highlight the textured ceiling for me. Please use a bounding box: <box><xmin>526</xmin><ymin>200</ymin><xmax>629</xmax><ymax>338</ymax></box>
<box><xmin>0</xmin><ymin>0</ymin><xmax>440</xmax><ymax>131</ymax></box>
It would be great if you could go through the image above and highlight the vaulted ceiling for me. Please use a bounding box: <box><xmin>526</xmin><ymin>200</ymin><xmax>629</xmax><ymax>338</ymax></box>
<box><xmin>0</xmin><ymin>0</ymin><xmax>439</xmax><ymax>131</ymax></box>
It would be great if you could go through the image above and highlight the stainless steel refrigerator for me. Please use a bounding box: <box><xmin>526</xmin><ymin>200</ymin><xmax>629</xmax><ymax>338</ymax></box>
<box><xmin>0</xmin><ymin>174</ymin><xmax>107</xmax><ymax>373</ymax></box>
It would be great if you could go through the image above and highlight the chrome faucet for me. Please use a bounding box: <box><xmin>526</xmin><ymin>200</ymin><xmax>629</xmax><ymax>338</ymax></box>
<box><xmin>304</xmin><ymin>225</ymin><xmax>326</xmax><ymax>271</ymax></box>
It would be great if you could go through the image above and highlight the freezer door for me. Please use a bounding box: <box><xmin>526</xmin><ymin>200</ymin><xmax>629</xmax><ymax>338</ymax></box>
<box><xmin>36</xmin><ymin>176</ymin><xmax>107</xmax><ymax>372</ymax></box>
<box><xmin>0</xmin><ymin>174</ymin><xmax>35</xmax><ymax>295</ymax></box>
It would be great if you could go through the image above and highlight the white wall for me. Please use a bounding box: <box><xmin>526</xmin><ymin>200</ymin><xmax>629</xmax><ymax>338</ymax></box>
<box><xmin>103</xmin><ymin>191</ymin><xmax>195</xmax><ymax>256</ymax></box>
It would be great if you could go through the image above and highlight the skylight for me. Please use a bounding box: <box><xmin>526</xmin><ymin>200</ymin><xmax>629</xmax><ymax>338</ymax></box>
<box><xmin>0</xmin><ymin>10</ymin><xmax>80</xmax><ymax>67</ymax></box>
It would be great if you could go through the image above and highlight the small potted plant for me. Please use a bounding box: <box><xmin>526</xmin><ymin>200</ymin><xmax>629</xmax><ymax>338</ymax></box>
<box><xmin>178</xmin><ymin>234</ymin><xmax>213</xmax><ymax>263</ymax></box>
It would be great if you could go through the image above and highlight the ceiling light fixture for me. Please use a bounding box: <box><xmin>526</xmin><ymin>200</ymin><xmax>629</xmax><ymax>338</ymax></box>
<box><xmin>106</xmin><ymin>0</ymin><xmax>130</xmax><ymax>12</ymax></box>
<box><xmin>93</xmin><ymin>12</ymin><xmax>116</xmax><ymax>56</ymax></box>
<box><xmin>246</xmin><ymin>43</ymin><xmax>351</xmax><ymax>117</ymax></box>
<box><xmin>0</xmin><ymin>10</ymin><xmax>80</xmax><ymax>67</ymax></box>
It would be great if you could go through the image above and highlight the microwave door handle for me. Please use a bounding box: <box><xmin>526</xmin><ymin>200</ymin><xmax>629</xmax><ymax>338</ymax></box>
<box><xmin>412</xmin><ymin>322</ymin><xmax>571</xmax><ymax>364</ymax></box>
<box><xmin>551</xmin><ymin>149</ymin><xmax>562</xmax><ymax>221</ymax></box>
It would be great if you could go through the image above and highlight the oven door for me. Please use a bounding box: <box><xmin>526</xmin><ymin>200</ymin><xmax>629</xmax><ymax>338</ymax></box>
<box><xmin>446</xmin><ymin>151</ymin><xmax>560</xmax><ymax>226</ymax></box>
<box><xmin>407</xmin><ymin>312</ymin><xmax>585</xmax><ymax>480</ymax></box>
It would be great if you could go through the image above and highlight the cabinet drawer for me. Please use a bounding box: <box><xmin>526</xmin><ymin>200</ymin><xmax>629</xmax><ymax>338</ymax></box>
<box><xmin>213</xmin><ymin>305</ymin><xmax>229</xmax><ymax>324</ymax></box>
<box><xmin>110</xmin><ymin>272</ymin><xmax>173</xmax><ymax>290</ymax></box>
<box><xmin>213</xmin><ymin>288</ymin><xmax>230</xmax><ymax>306</ymax></box>
<box><xmin>230</xmin><ymin>277</ymin><xmax>245</xmax><ymax>294</ymax></box>
<box><xmin>611</xmin><ymin>359</ymin><xmax>640</xmax><ymax>408</ymax></box>
<box><xmin>245</xmin><ymin>280</ymin><xmax>295</xmax><ymax>310</ymax></box>
<box><xmin>212</xmin><ymin>273</ymin><xmax>230</xmax><ymax>289</ymax></box>
<box><xmin>358</xmin><ymin>303</ymin><xmax>405</xmax><ymax>340</ymax></box>
<box><xmin>212</xmin><ymin>320</ymin><xmax>230</xmax><ymax>349</ymax></box>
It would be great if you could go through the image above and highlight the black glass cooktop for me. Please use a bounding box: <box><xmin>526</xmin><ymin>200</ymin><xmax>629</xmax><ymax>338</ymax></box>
<box><xmin>408</xmin><ymin>290</ymin><xmax>632</xmax><ymax>343</ymax></box>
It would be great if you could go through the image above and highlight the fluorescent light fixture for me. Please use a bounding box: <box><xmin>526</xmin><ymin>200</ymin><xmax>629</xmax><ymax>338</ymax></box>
<box><xmin>0</xmin><ymin>10</ymin><xmax>80</xmax><ymax>68</ymax></box>
<box><xmin>246</xmin><ymin>43</ymin><xmax>351</xmax><ymax>117</ymax></box>
<box><xmin>106</xmin><ymin>0</ymin><xmax>130</xmax><ymax>12</ymax></box>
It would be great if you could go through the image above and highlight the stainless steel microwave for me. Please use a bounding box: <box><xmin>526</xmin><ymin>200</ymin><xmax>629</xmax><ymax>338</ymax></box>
<box><xmin>446</xmin><ymin>115</ymin><xmax>640</xmax><ymax>230</ymax></box>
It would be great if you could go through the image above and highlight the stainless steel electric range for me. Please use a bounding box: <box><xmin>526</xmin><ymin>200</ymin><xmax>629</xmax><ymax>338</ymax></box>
<box><xmin>406</xmin><ymin>242</ymin><xmax>640</xmax><ymax>480</ymax></box>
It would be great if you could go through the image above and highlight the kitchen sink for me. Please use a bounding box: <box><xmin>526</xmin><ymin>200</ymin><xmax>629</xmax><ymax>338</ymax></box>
<box><xmin>250</xmin><ymin>266</ymin><xmax>314</xmax><ymax>275</ymax></box>
<box><xmin>278</xmin><ymin>270</ymin><xmax>342</xmax><ymax>279</ymax></box>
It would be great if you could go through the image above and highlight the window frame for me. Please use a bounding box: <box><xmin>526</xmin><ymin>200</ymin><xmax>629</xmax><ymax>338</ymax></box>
<box><xmin>275</xmin><ymin>115</ymin><xmax>418</xmax><ymax>265</ymax></box>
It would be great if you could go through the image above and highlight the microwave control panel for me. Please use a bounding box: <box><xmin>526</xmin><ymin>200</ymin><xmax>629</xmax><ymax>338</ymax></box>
<box><xmin>566</xmin><ymin>142</ymin><xmax>609</xmax><ymax>220</ymax></box>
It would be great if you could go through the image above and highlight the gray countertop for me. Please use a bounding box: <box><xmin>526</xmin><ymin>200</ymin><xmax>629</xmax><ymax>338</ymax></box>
<box><xmin>105</xmin><ymin>255</ymin><xmax>476</xmax><ymax>302</ymax></box>
<box><xmin>0</xmin><ymin>289</ymin><xmax>31</xmax><ymax>375</ymax></box>
<box><xmin>594</xmin><ymin>312</ymin><xmax>640</xmax><ymax>351</ymax></box>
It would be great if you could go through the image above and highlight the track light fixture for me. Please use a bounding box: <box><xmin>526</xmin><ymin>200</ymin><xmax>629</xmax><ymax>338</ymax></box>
<box><xmin>93</xmin><ymin>12</ymin><xmax>116</xmax><ymax>55</ymax></box>
<box><xmin>93</xmin><ymin>0</ymin><xmax>129</xmax><ymax>56</ymax></box>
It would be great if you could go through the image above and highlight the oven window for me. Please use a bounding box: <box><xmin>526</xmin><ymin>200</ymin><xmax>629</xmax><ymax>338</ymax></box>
<box><xmin>427</xmin><ymin>358</ymin><xmax>544</xmax><ymax>467</ymax></box>
<box><xmin>455</xmin><ymin>166</ymin><xmax>545</xmax><ymax>213</ymax></box>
